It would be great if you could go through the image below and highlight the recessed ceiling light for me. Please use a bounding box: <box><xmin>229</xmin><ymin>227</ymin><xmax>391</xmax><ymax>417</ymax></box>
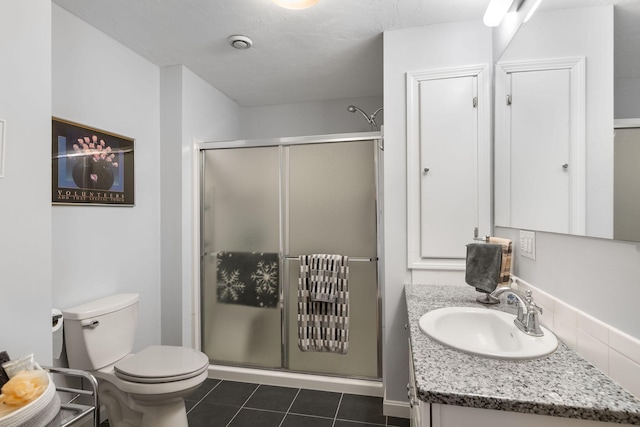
<box><xmin>227</xmin><ymin>35</ymin><xmax>253</xmax><ymax>50</ymax></box>
<box><xmin>272</xmin><ymin>0</ymin><xmax>320</xmax><ymax>10</ymax></box>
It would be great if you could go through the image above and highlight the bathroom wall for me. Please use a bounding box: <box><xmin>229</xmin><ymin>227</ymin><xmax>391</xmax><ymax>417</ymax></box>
<box><xmin>160</xmin><ymin>65</ymin><xmax>243</xmax><ymax>347</ymax></box>
<box><xmin>52</xmin><ymin>4</ymin><xmax>162</xmax><ymax>353</ymax></box>
<box><xmin>382</xmin><ymin>20</ymin><xmax>493</xmax><ymax>409</ymax></box>
<box><xmin>0</xmin><ymin>0</ymin><xmax>52</xmax><ymax>363</ymax></box>
<box><xmin>496</xmin><ymin>227</ymin><xmax>640</xmax><ymax>342</ymax></box>
<box><xmin>616</xmin><ymin>78</ymin><xmax>640</xmax><ymax>118</ymax></box>
<box><xmin>241</xmin><ymin>96</ymin><xmax>384</xmax><ymax>139</ymax></box>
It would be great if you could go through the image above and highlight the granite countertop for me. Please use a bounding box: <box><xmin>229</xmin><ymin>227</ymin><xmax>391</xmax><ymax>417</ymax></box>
<box><xmin>405</xmin><ymin>284</ymin><xmax>640</xmax><ymax>424</ymax></box>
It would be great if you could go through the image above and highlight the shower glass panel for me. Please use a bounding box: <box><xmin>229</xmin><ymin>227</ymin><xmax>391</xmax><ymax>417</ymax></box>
<box><xmin>201</xmin><ymin>146</ymin><xmax>282</xmax><ymax>369</ymax></box>
<box><xmin>285</xmin><ymin>141</ymin><xmax>378</xmax><ymax>378</ymax></box>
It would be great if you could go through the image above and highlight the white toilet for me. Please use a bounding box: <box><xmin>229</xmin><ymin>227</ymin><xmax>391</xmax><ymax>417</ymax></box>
<box><xmin>62</xmin><ymin>293</ymin><xmax>209</xmax><ymax>427</ymax></box>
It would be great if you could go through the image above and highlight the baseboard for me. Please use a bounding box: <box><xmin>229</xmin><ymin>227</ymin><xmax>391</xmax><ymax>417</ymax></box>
<box><xmin>208</xmin><ymin>365</ymin><xmax>383</xmax><ymax>397</ymax></box>
<box><xmin>383</xmin><ymin>398</ymin><xmax>410</xmax><ymax>419</ymax></box>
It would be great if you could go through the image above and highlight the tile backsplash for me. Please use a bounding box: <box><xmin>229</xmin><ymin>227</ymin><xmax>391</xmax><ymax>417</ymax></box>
<box><xmin>515</xmin><ymin>277</ymin><xmax>640</xmax><ymax>399</ymax></box>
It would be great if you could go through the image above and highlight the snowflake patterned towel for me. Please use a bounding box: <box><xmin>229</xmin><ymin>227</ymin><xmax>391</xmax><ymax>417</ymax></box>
<box><xmin>298</xmin><ymin>254</ymin><xmax>349</xmax><ymax>354</ymax></box>
<box><xmin>216</xmin><ymin>252</ymin><xmax>280</xmax><ymax>308</ymax></box>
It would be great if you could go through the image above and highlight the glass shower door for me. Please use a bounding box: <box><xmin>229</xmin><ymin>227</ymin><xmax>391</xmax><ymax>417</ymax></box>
<box><xmin>285</xmin><ymin>140</ymin><xmax>379</xmax><ymax>378</ymax></box>
<box><xmin>201</xmin><ymin>146</ymin><xmax>282</xmax><ymax>369</ymax></box>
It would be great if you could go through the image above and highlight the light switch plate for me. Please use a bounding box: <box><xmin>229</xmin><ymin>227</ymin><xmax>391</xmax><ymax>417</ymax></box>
<box><xmin>520</xmin><ymin>230</ymin><xmax>536</xmax><ymax>260</ymax></box>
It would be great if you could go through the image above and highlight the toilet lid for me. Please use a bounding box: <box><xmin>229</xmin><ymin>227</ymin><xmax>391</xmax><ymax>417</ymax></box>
<box><xmin>114</xmin><ymin>345</ymin><xmax>209</xmax><ymax>384</ymax></box>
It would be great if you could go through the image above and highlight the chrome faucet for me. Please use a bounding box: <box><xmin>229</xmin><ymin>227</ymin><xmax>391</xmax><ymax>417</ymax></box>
<box><xmin>489</xmin><ymin>287</ymin><xmax>545</xmax><ymax>337</ymax></box>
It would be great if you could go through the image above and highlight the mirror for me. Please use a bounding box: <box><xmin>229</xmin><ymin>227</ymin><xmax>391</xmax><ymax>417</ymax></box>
<box><xmin>494</xmin><ymin>1</ymin><xmax>640</xmax><ymax>242</ymax></box>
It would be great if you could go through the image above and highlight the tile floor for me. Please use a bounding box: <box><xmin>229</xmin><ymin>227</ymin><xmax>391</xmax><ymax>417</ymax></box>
<box><xmin>186</xmin><ymin>379</ymin><xmax>410</xmax><ymax>427</ymax></box>
<box><xmin>100</xmin><ymin>378</ymin><xmax>409</xmax><ymax>427</ymax></box>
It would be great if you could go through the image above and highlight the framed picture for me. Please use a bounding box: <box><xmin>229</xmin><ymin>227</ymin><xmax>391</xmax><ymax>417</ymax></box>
<box><xmin>52</xmin><ymin>118</ymin><xmax>135</xmax><ymax>206</ymax></box>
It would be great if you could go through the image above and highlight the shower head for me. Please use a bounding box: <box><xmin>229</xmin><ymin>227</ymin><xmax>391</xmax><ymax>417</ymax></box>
<box><xmin>347</xmin><ymin>105</ymin><xmax>383</xmax><ymax>132</ymax></box>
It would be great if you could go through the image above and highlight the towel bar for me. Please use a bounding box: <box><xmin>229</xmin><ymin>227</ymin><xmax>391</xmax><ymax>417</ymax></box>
<box><xmin>285</xmin><ymin>256</ymin><xmax>376</xmax><ymax>262</ymax></box>
<box><xmin>203</xmin><ymin>253</ymin><xmax>376</xmax><ymax>262</ymax></box>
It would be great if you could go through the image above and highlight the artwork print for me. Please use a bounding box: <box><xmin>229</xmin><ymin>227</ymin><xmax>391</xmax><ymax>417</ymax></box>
<box><xmin>52</xmin><ymin>118</ymin><xmax>135</xmax><ymax>206</ymax></box>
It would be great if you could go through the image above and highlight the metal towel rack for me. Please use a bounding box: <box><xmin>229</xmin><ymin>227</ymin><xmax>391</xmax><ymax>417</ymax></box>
<box><xmin>43</xmin><ymin>366</ymin><xmax>100</xmax><ymax>427</ymax></box>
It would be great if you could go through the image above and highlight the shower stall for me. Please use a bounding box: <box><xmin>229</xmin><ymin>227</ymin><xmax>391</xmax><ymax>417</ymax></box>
<box><xmin>199</xmin><ymin>133</ymin><xmax>382</xmax><ymax>380</ymax></box>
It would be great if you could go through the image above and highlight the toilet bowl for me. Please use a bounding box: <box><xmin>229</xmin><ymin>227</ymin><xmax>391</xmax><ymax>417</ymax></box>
<box><xmin>62</xmin><ymin>294</ymin><xmax>209</xmax><ymax>427</ymax></box>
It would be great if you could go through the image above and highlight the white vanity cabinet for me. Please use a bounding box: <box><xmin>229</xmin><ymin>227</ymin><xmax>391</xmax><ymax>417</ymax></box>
<box><xmin>405</xmin><ymin>284</ymin><xmax>638</xmax><ymax>427</ymax></box>
<box><xmin>406</xmin><ymin>65</ymin><xmax>492</xmax><ymax>271</ymax></box>
<box><xmin>408</xmin><ymin>352</ymin><xmax>623</xmax><ymax>427</ymax></box>
<box><xmin>407</xmin><ymin>340</ymin><xmax>428</xmax><ymax>427</ymax></box>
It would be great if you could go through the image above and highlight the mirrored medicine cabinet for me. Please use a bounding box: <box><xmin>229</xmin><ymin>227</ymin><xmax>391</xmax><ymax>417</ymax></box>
<box><xmin>494</xmin><ymin>1</ymin><xmax>640</xmax><ymax>243</ymax></box>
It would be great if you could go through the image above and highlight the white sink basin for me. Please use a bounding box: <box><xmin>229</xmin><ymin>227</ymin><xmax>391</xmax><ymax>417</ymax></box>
<box><xmin>419</xmin><ymin>306</ymin><xmax>558</xmax><ymax>360</ymax></box>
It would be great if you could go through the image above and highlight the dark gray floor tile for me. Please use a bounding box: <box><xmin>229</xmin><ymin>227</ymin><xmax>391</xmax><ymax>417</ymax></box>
<box><xmin>228</xmin><ymin>408</ymin><xmax>286</xmax><ymax>427</ymax></box>
<box><xmin>188</xmin><ymin>378</ymin><xmax>221</xmax><ymax>401</ymax></box>
<box><xmin>201</xmin><ymin>380</ymin><xmax>259</xmax><ymax>407</ymax></box>
<box><xmin>185</xmin><ymin>399</ymin><xmax>197</xmax><ymax>412</ymax></box>
<box><xmin>289</xmin><ymin>389</ymin><xmax>341</xmax><ymax>418</ymax></box>
<box><xmin>388</xmin><ymin>415</ymin><xmax>411</xmax><ymax>427</ymax></box>
<box><xmin>187</xmin><ymin>401</ymin><xmax>239</xmax><ymax>427</ymax></box>
<box><xmin>281</xmin><ymin>413</ymin><xmax>334</xmax><ymax>427</ymax></box>
<box><xmin>245</xmin><ymin>384</ymin><xmax>299</xmax><ymax>412</ymax></box>
<box><xmin>336</xmin><ymin>394</ymin><xmax>386</xmax><ymax>424</ymax></box>
<box><xmin>334</xmin><ymin>420</ymin><xmax>385</xmax><ymax>427</ymax></box>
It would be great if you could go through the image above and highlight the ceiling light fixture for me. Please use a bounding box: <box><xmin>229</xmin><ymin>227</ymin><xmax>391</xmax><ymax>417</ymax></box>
<box><xmin>523</xmin><ymin>0</ymin><xmax>543</xmax><ymax>22</ymax></box>
<box><xmin>272</xmin><ymin>0</ymin><xmax>320</xmax><ymax>10</ymax></box>
<box><xmin>227</xmin><ymin>35</ymin><xmax>253</xmax><ymax>50</ymax></box>
<box><xmin>483</xmin><ymin>0</ymin><xmax>516</xmax><ymax>27</ymax></box>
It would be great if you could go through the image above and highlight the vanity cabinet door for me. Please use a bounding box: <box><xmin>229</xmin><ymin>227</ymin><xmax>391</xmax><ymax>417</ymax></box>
<box><xmin>408</xmin><ymin>341</ymin><xmax>421</xmax><ymax>426</ymax></box>
<box><xmin>408</xmin><ymin>340</ymin><xmax>431</xmax><ymax>427</ymax></box>
<box><xmin>430</xmin><ymin>404</ymin><xmax>620</xmax><ymax>427</ymax></box>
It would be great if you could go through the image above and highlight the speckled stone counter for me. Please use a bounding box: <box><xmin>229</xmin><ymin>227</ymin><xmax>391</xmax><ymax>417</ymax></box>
<box><xmin>405</xmin><ymin>284</ymin><xmax>640</xmax><ymax>424</ymax></box>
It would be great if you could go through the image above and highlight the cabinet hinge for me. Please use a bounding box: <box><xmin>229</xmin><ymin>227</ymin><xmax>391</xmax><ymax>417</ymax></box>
<box><xmin>472</xmin><ymin>97</ymin><xmax>478</xmax><ymax>108</ymax></box>
<box><xmin>506</xmin><ymin>94</ymin><xmax>512</xmax><ymax>105</ymax></box>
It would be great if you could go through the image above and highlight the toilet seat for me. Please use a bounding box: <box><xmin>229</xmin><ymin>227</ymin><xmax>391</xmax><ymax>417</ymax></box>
<box><xmin>114</xmin><ymin>345</ymin><xmax>209</xmax><ymax>384</ymax></box>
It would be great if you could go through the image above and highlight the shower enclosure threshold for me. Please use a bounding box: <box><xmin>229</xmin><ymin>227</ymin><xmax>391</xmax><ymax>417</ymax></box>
<box><xmin>207</xmin><ymin>364</ymin><xmax>383</xmax><ymax>397</ymax></box>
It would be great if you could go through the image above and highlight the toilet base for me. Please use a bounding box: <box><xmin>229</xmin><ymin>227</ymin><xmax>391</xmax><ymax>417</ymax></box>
<box><xmin>99</xmin><ymin>379</ymin><xmax>189</xmax><ymax>427</ymax></box>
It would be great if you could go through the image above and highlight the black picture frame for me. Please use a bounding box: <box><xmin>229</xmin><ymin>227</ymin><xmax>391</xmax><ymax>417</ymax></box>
<box><xmin>52</xmin><ymin>118</ymin><xmax>135</xmax><ymax>206</ymax></box>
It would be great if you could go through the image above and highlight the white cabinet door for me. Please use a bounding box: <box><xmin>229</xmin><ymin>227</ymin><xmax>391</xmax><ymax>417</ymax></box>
<box><xmin>510</xmin><ymin>69</ymin><xmax>571</xmax><ymax>233</ymax></box>
<box><xmin>419</xmin><ymin>76</ymin><xmax>478</xmax><ymax>259</ymax></box>
<box><xmin>407</xmin><ymin>65</ymin><xmax>491</xmax><ymax>270</ymax></box>
<box><xmin>494</xmin><ymin>57</ymin><xmax>586</xmax><ymax>236</ymax></box>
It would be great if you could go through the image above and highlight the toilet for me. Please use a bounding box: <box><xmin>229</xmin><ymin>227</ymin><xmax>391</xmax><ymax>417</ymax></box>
<box><xmin>62</xmin><ymin>293</ymin><xmax>209</xmax><ymax>427</ymax></box>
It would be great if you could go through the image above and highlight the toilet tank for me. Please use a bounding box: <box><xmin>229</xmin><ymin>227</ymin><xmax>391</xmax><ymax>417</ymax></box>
<box><xmin>62</xmin><ymin>293</ymin><xmax>139</xmax><ymax>371</ymax></box>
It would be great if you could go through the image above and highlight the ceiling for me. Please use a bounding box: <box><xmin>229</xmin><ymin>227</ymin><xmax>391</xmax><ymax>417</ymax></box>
<box><xmin>52</xmin><ymin>0</ymin><xmax>630</xmax><ymax>107</ymax></box>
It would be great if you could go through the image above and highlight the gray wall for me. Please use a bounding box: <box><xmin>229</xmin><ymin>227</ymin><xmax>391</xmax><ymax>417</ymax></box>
<box><xmin>496</xmin><ymin>227</ymin><xmax>640</xmax><ymax>339</ymax></box>
<box><xmin>0</xmin><ymin>0</ymin><xmax>52</xmax><ymax>363</ymax></box>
